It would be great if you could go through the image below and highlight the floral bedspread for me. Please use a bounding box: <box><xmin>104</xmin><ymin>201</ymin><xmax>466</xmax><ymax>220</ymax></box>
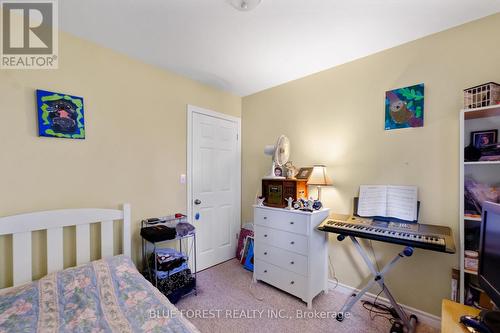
<box><xmin>0</xmin><ymin>255</ymin><xmax>199</xmax><ymax>333</ymax></box>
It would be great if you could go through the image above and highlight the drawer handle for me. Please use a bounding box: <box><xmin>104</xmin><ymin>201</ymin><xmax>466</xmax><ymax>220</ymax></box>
<box><xmin>264</xmin><ymin>234</ymin><xmax>268</xmax><ymax>237</ymax></box>
<box><xmin>290</xmin><ymin>281</ymin><xmax>295</xmax><ymax>285</ymax></box>
<box><xmin>264</xmin><ymin>252</ymin><xmax>268</xmax><ymax>255</ymax></box>
<box><xmin>290</xmin><ymin>241</ymin><xmax>295</xmax><ymax>245</ymax></box>
<box><xmin>264</xmin><ymin>270</ymin><xmax>267</xmax><ymax>273</ymax></box>
<box><xmin>290</xmin><ymin>261</ymin><xmax>294</xmax><ymax>265</ymax></box>
<box><xmin>290</xmin><ymin>221</ymin><xmax>294</xmax><ymax>225</ymax></box>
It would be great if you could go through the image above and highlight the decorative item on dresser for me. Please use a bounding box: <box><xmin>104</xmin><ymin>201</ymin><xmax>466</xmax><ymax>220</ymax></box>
<box><xmin>261</xmin><ymin>179</ymin><xmax>308</xmax><ymax>208</ymax></box>
<box><xmin>252</xmin><ymin>205</ymin><xmax>330</xmax><ymax>309</ymax></box>
<box><xmin>296</xmin><ymin>167</ymin><xmax>313</xmax><ymax>180</ymax></box>
<box><xmin>284</xmin><ymin>161</ymin><xmax>299</xmax><ymax>179</ymax></box>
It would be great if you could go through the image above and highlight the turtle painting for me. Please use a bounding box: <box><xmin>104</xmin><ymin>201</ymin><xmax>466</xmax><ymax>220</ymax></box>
<box><xmin>36</xmin><ymin>89</ymin><xmax>85</xmax><ymax>139</ymax></box>
<box><xmin>385</xmin><ymin>84</ymin><xmax>424</xmax><ymax>130</ymax></box>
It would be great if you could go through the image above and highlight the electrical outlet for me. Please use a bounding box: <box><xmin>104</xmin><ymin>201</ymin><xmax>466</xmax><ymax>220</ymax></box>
<box><xmin>180</xmin><ymin>174</ymin><xmax>186</xmax><ymax>184</ymax></box>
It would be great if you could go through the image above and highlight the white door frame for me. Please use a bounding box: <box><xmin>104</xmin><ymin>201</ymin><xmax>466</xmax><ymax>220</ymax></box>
<box><xmin>186</xmin><ymin>104</ymin><xmax>241</xmax><ymax>270</ymax></box>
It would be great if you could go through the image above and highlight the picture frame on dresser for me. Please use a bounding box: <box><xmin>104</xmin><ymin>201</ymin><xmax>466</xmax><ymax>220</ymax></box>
<box><xmin>296</xmin><ymin>167</ymin><xmax>313</xmax><ymax>180</ymax></box>
<box><xmin>252</xmin><ymin>205</ymin><xmax>330</xmax><ymax>308</ymax></box>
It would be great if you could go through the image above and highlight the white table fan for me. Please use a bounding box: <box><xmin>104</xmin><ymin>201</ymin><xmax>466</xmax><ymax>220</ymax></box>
<box><xmin>263</xmin><ymin>135</ymin><xmax>290</xmax><ymax>179</ymax></box>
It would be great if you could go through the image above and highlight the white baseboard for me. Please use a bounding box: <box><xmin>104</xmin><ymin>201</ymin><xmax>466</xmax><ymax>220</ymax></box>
<box><xmin>329</xmin><ymin>280</ymin><xmax>441</xmax><ymax>329</ymax></box>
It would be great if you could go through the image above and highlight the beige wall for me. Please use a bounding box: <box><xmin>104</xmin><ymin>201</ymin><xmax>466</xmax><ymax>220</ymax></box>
<box><xmin>0</xmin><ymin>32</ymin><xmax>240</xmax><ymax>288</ymax></box>
<box><xmin>241</xmin><ymin>13</ymin><xmax>500</xmax><ymax>316</ymax></box>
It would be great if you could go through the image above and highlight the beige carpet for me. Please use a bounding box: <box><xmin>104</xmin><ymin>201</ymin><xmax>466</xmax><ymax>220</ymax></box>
<box><xmin>176</xmin><ymin>259</ymin><xmax>438</xmax><ymax>333</ymax></box>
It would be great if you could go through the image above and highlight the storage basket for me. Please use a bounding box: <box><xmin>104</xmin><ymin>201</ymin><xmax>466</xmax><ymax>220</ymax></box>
<box><xmin>464</xmin><ymin>82</ymin><xmax>500</xmax><ymax>109</ymax></box>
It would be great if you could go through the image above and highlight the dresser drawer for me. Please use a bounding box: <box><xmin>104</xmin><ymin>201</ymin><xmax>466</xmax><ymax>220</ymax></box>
<box><xmin>255</xmin><ymin>259</ymin><xmax>306</xmax><ymax>299</ymax></box>
<box><xmin>254</xmin><ymin>208</ymin><xmax>308</xmax><ymax>235</ymax></box>
<box><xmin>255</xmin><ymin>241</ymin><xmax>308</xmax><ymax>276</ymax></box>
<box><xmin>255</xmin><ymin>225</ymin><xmax>308</xmax><ymax>255</ymax></box>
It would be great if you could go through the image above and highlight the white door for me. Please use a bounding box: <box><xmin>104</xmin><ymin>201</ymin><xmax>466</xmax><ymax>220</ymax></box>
<box><xmin>188</xmin><ymin>106</ymin><xmax>241</xmax><ymax>272</ymax></box>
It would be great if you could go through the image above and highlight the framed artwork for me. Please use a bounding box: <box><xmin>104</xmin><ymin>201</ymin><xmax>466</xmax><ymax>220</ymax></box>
<box><xmin>296</xmin><ymin>167</ymin><xmax>313</xmax><ymax>180</ymax></box>
<box><xmin>36</xmin><ymin>89</ymin><xmax>85</xmax><ymax>139</ymax></box>
<box><xmin>471</xmin><ymin>130</ymin><xmax>497</xmax><ymax>148</ymax></box>
<box><xmin>385</xmin><ymin>83</ymin><xmax>424</xmax><ymax>130</ymax></box>
<box><xmin>274</xmin><ymin>166</ymin><xmax>284</xmax><ymax>177</ymax></box>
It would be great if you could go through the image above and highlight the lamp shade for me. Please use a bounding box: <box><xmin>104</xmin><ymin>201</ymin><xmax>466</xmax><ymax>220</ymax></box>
<box><xmin>307</xmin><ymin>165</ymin><xmax>332</xmax><ymax>186</ymax></box>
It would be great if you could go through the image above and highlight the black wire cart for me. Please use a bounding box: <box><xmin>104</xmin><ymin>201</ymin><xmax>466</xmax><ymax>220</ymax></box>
<box><xmin>141</xmin><ymin>214</ymin><xmax>197</xmax><ymax>300</ymax></box>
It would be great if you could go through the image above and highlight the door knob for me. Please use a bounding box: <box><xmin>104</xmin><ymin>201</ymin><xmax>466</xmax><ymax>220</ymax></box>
<box><xmin>194</xmin><ymin>199</ymin><xmax>201</xmax><ymax>205</ymax></box>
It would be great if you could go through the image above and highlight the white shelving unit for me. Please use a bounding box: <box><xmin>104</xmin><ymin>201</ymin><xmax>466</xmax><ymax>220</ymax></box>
<box><xmin>459</xmin><ymin>104</ymin><xmax>500</xmax><ymax>304</ymax></box>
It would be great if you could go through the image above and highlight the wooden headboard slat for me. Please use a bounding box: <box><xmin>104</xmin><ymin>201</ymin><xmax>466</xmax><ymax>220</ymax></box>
<box><xmin>100</xmin><ymin>220</ymin><xmax>114</xmax><ymax>258</ymax></box>
<box><xmin>47</xmin><ymin>227</ymin><xmax>64</xmax><ymax>273</ymax></box>
<box><xmin>76</xmin><ymin>224</ymin><xmax>91</xmax><ymax>266</ymax></box>
<box><xmin>13</xmin><ymin>232</ymin><xmax>32</xmax><ymax>286</ymax></box>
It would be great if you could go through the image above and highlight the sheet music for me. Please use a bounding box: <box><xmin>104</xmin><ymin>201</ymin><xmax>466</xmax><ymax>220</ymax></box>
<box><xmin>358</xmin><ymin>185</ymin><xmax>418</xmax><ymax>222</ymax></box>
<box><xmin>386</xmin><ymin>186</ymin><xmax>418</xmax><ymax>221</ymax></box>
<box><xmin>358</xmin><ymin>185</ymin><xmax>387</xmax><ymax>217</ymax></box>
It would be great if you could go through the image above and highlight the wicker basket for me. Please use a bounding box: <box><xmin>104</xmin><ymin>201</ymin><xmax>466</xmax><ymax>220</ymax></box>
<box><xmin>464</xmin><ymin>82</ymin><xmax>500</xmax><ymax>109</ymax></box>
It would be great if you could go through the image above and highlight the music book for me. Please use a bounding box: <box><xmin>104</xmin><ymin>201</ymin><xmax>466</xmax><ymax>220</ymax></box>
<box><xmin>358</xmin><ymin>185</ymin><xmax>418</xmax><ymax>222</ymax></box>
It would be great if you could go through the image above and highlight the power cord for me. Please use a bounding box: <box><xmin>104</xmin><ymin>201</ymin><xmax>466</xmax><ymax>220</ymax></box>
<box><xmin>328</xmin><ymin>254</ymin><xmax>339</xmax><ymax>290</ymax></box>
<box><xmin>362</xmin><ymin>287</ymin><xmax>404</xmax><ymax>333</ymax></box>
<box><xmin>362</xmin><ymin>287</ymin><xmax>399</xmax><ymax>322</ymax></box>
<box><xmin>248</xmin><ymin>279</ymin><xmax>264</xmax><ymax>301</ymax></box>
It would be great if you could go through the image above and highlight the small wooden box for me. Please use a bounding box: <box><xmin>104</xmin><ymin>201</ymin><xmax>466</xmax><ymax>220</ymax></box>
<box><xmin>262</xmin><ymin>179</ymin><xmax>308</xmax><ymax>208</ymax></box>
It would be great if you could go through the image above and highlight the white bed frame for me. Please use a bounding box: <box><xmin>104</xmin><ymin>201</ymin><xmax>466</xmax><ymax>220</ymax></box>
<box><xmin>0</xmin><ymin>204</ymin><xmax>131</xmax><ymax>287</ymax></box>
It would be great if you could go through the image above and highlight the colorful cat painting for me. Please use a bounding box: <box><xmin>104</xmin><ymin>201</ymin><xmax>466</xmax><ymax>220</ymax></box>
<box><xmin>36</xmin><ymin>89</ymin><xmax>85</xmax><ymax>139</ymax></box>
<box><xmin>385</xmin><ymin>84</ymin><xmax>424</xmax><ymax>130</ymax></box>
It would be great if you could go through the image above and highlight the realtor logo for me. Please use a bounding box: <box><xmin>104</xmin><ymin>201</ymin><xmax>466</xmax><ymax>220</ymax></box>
<box><xmin>1</xmin><ymin>0</ymin><xmax>58</xmax><ymax>69</ymax></box>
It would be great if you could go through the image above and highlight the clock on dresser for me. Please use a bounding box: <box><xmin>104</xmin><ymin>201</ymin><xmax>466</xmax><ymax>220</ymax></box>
<box><xmin>252</xmin><ymin>205</ymin><xmax>330</xmax><ymax>308</ymax></box>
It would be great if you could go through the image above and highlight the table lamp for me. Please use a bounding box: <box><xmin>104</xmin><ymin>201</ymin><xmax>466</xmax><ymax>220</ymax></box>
<box><xmin>307</xmin><ymin>165</ymin><xmax>332</xmax><ymax>201</ymax></box>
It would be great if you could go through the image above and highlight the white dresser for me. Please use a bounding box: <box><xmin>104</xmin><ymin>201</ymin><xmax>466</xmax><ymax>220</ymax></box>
<box><xmin>252</xmin><ymin>205</ymin><xmax>330</xmax><ymax>308</ymax></box>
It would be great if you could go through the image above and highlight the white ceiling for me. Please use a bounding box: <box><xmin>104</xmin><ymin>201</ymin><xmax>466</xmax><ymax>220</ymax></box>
<box><xmin>59</xmin><ymin>0</ymin><xmax>500</xmax><ymax>96</ymax></box>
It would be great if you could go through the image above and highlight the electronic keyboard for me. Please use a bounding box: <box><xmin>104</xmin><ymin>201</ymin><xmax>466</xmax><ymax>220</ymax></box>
<box><xmin>318</xmin><ymin>215</ymin><xmax>456</xmax><ymax>254</ymax></box>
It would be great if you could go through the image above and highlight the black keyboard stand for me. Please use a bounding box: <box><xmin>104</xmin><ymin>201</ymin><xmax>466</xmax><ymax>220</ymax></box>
<box><xmin>335</xmin><ymin>234</ymin><xmax>418</xmax><ymax>333</ymax></box>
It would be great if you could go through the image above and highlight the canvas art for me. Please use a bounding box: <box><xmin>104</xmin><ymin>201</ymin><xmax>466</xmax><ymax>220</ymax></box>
<box><xmin>385</xmin><ymin>83</ymin><xmax>424</xmax><ymax>130</ymax></box>
<box><xmin>36</xmin><ymin>89</ymin><xmax>85</xmax><ymax>139</ymax></box>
